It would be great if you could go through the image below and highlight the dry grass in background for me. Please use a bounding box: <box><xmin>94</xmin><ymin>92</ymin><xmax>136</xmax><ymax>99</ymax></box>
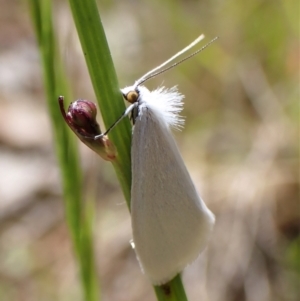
<box><xmin>0</xmin><ymin>1</ymin><xmax>298</xmax><ymax>301</ymax></box>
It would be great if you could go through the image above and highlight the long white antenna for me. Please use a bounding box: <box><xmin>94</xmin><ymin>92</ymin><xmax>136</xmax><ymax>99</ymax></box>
<box><xmin>134</xmin><ymin>35</ymin><xmax>218</xmax><ymax>88</ymax></box>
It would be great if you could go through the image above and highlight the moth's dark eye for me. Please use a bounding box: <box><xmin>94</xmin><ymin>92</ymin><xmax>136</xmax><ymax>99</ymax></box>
<box><xmin>125</xmin><ymin>91</ymin><xmax>139</xmax><ymax>104</ymax></box>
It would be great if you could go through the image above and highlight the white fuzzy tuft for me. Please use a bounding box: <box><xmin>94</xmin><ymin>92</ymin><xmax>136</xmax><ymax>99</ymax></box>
<box><xmin>138</xmin><ymin>86</ymin><xmax>185</xmax><ymax>130</ymax></box>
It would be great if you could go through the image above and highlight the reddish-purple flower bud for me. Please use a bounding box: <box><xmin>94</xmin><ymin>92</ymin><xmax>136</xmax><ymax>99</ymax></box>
<box><xmin>66</xmin><ymin>99</ymin><xmax>100</xmax><ymax>136</ymax></box>
<box><xmin>58</xmin><ymin>96</ymin><xmax>117</xmax><ymax>161</ymax></box>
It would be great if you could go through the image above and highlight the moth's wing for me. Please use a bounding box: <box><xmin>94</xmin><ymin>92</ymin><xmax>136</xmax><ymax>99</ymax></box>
<box><xmin>131</xmin><ymin>107</ymin><xmax>215</xmax><ymax>285</ymax></box>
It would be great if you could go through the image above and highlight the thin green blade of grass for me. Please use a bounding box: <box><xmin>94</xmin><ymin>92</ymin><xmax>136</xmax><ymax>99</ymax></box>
<box><xmin>27</xmin><ymin>1</ymin><xmax>100</xmax><ymax>301</ymax></box>
<box><xmin>154</xmin><ymin>275</ymin><xmax>188</xmax><ymax>301</ymax></box>
<box><xmin>28</xmin><ymin>0</ymin><xmax>81</xmax><ymax>246</ymax></box>
<box><xmin>67</xmin><ymin>0</ymin><xmax>188</xmax><ymax>300</ymax></box>
<box><xmin>68</xmin><ymin>0</ymin><xmax>132</xmax><ymax>205</ymax></box>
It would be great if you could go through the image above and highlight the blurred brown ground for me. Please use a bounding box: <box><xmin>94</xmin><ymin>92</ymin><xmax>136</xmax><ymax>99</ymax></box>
<box><xmin>0</xmin><ymin>0</ymin><xmax>299</xmax><ymax>301</ymax></box>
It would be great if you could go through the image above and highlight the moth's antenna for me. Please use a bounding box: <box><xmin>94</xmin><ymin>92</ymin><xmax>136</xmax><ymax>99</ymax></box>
<box><xmin>135</xmin><ymin>34</ymin><xmax>205</xmax><ymax>87</ymax></box>
<box><xmin>134</xmin><ymin>36</ymin><xmax>219</xmax><ymax>88</ymax></box>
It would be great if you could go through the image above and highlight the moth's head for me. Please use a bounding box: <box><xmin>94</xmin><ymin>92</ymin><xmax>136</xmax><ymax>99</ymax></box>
<box><xmin>121</xmin><ymin>86</ymin><xmax>140</xmax><ymax>104</ymax></box>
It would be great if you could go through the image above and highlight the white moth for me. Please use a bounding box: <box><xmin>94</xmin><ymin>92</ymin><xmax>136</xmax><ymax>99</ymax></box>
<box><xmin>97</xmin><ymin>35</ymin><xmax>217</xmax><ymax>285</ymax></box>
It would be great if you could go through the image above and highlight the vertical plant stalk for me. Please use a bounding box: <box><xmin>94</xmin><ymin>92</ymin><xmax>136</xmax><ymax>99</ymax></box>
<box><xmin>68</xmin><ymin>0</ymin><xmax>132</xmax><ymax>205</ymax></box>
<box><xmin>67</xmin><ymin>0</ymin><xmax>188</xmax><ymax>300</ymax></box>
<box><xmin>27</xmin><ymin>0</ymin><xmax>100</xmax><ymax>301</ymax></box>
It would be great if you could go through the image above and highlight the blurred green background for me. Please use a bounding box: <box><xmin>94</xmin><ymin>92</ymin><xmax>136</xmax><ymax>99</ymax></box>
<box><xmin>0</xmin><ymin>0</ymin><xmax>298</xmax><ymax>300</ymax></box>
